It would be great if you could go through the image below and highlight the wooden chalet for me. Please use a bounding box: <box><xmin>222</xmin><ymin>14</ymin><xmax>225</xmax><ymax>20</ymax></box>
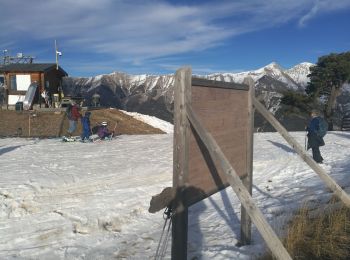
<box><xmin>0</xmin><ymin>63</ymin><xmax>68</xmax><ymax>106</ymax></box>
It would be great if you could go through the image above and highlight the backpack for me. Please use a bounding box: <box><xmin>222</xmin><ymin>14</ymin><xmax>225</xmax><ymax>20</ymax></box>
<box><xmin>91</xmin><ymin>125</ymin><xmax>100</xmax><ymax>134</ymax></box>
<box><xmin>66</xmin><ymin>104</ymin><xmax>73</xmax><ymax>120</ymax></box>
<box><xmin>317</xmin><ymin>117</ymin><xmax>328</xmax><ymax>138</ymax></box>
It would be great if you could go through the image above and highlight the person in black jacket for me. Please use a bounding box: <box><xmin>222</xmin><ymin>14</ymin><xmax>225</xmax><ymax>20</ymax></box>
<box><xmin>306</xmin><ymin>109</ymin><xmax>325</xmax><ymax>163</ymax></box>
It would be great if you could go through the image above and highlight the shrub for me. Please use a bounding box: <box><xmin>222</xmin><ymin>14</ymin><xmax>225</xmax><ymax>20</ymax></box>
<box><xmin>280</xmin><ymin>91</ymin><xmax>313</xmax><ymax>113</ymax></box>
<box><xmin>261</xmin><ymin>200</ymin><xmax>350</xmax><ymax>259</ymax></box>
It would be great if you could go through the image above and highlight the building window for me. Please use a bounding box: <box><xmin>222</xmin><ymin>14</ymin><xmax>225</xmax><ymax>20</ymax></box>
<box><xmin>10</xmin><ymin>75</ymin><xmax>17</xmax><ymax>91</ymax></box>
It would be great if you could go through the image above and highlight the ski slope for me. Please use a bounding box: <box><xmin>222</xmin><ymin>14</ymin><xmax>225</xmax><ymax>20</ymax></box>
<box><xmin>1</xmin><ymin>129</ymin><xmax>350</xmax><ymax>259</ymax></box>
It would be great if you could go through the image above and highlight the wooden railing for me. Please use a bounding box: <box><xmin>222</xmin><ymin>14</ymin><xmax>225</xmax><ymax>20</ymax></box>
<box><xmin>170</xmin><ymin>66</ymin><xmax>350</xmax><ymax>260</ymax></box>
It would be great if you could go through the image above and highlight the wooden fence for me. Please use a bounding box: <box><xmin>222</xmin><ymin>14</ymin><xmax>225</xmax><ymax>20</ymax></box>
<box><xmin>170</xmin><ymin>66</ymin><xmax>350</xmax><ymax>260</ymax></box>
<box><xmin>172</xmin><ymin>67</ymin><xmax>290</xmax><ymax>259</ymax></box>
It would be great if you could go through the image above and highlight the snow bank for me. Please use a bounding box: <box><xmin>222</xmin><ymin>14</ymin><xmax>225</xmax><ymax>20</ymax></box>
<box><xmin>121</xmin><ymin>110</ymin><xmax>174</xmax><ymax>134</ymax></box>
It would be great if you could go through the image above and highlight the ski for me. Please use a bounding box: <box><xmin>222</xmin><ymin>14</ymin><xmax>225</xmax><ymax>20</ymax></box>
<box><xmin>62</xmin><ymin>136</ymin><xmax>80</xmax><ymax>142</ymax></box>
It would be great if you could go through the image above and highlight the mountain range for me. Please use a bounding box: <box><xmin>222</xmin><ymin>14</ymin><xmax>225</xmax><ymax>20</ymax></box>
<box><xmin>62</xmin><ymin>62</ymin><xmax>315</xmax><ymax>130</ymax></box>
<box><xmin>207</xmin><ymin>62</ymin><xmax>312</xmax><ymax>90</ymax></box>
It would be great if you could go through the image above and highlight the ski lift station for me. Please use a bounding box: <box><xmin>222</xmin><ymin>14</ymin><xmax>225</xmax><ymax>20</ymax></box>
<box><xmin>0</xmin><ymin>63</ymin><xmax>67</xmax><ymax>109</ymax></box>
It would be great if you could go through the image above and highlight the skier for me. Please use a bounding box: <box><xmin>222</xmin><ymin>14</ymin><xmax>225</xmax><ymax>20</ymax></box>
<box><xmin>81</xmin><ymin>111</ymin><xmax>92</xmax><ymax>141</ymax></box>
<box><xmin>66</xmin><ymin>101</ymin><xmax>82</xmax><ymax>137</ymax></box>
<box><xmin>306</xmin><ymin>109</ymin><xmax>326</xmax><ymax>164</ymax></box>
<box><xmin>97</xmin><ymin>121</ymin><xmax>114</xmax><ymax>140</ymax></box>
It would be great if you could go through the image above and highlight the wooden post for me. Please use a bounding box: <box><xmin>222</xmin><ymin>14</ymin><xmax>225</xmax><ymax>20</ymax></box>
<box><xmin>28</xmin><ymin>114</ymin><xmax>31</xmax><ymax>137</ymax></box>
<box><xmin>58</xmin><ymin>113</ymin><xmax>66</xmax><ymax>137</ymax></box>
<box><xmin>172</xmin><ymin>67</ymin><xmax>191</xmax><ymax>260</ymax></box>
<box><xmin>240</xmin><ymin>77</ymin><xmax>255</xmax><ymax>245</ymax></box>
<box><xmin>186</xmin><ymin>105</ymin><xmax>292</xmax><ymax>260</ymax></box>
<box><xmin>253</xmin><ymin>97</ymin><xmax>350</xmax><ymax>207</ymax></box>
<box><xmin>55</xmin><ymin>40</ymin><xmax>59</xmax><ymax>70</ymax></box>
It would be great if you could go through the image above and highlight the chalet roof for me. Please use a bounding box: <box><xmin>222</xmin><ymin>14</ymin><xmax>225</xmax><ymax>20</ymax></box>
<box><xmin>0</xmin><ymin>63</ymin><xmax>68</xmax><ymax>75</ymax></box>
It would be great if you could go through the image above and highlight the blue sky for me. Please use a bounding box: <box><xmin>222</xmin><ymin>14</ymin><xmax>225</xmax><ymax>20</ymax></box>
<box><xmin>1</xmin><ymin>0</ymin><xmax>350</xmax><ymax>77</ymax></box>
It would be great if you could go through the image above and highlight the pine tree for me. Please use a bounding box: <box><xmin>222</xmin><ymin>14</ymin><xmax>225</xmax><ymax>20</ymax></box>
<box><xmin>305</xmin><ymin>52</ymin><xmax>350</xmax><ymax>119</ymax></box>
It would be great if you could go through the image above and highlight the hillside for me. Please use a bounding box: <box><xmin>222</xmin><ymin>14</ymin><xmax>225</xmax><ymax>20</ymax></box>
<box><xmin>62</xmin><ymin>62</ymin><xmax>315</xmax><ymax>130</ymax></box>
<box><xmin>0</xmin><ymin>108</ymin><xmax>165</xmax><ymax>138</ymax></box>
<box><xmin>61</xmin><ymin>62</ymin><xmax>350</xmax><ymax>131</ymax></box>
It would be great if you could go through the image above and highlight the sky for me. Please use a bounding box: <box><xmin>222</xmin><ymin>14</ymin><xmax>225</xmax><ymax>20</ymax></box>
<box><xmin>1</xmin><ymin>128</ymin><xmax>350</xmax><ymax>259</ymax></box>
<box><xmin>1</xmin><ymin>0</ymin><xmax>350</xmax><ymax>77</ymax></box>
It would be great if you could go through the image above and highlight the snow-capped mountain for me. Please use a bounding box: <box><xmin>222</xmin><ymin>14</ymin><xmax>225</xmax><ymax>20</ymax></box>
<box><xmin>62</xmin><ymin>62</ymin><xmax>314</xmax><ymax>125</ymax></box>
<box><xmin>206</xmin><ymin>62</ymin><xmax>309</xmax><ymax>92</ymax></box>
<box><xmin>285</xmin><ymin>62</ymin><xmax>314</xmax><ymax>87</ymax></box>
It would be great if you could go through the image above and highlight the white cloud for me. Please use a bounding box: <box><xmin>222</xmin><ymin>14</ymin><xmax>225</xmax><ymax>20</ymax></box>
<box><xmin>1</xmin><ymin>0</ymin><xmax>349</xmax><ymax>68</ymax></box>
<box><xmin>298</xmin><ymin>0</ymin><xmax>350</xmax><ymax>27</ymax></box>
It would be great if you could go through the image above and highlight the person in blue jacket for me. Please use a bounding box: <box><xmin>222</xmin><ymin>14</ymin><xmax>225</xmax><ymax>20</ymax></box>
<box><xmin>81</xmin><ymin>111</ymin><xmax>92</xmax><ymax>141</ymax></box>
<box><xmin>306</xmin><ymin>109</ymin><xmax>325</xmax><ymax>163</ymax></box>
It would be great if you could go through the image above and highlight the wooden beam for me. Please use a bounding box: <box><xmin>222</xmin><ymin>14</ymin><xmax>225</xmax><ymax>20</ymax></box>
<box><xmin>252</xmin><ymin>97</ymin><xmax>350</xmax><ymax>208</ymax></box>
<box><xmin>192</xmin><ymin>77</ymin><xmax>248</xmax><ymax>90</ymax></box>
<box><xmin>172</xmin><ymin>67</ymin><xmax>191</xmax><ymax>260</ymax></box>
<box><xmin>186</xmin><ymin>105</ymin><xmax>292</xmax><ymax>260</ymax></box>
<box><xmin>240</xmin><ymin>77</ymin><xmax>255</xmax><ymax>245</ymax></box>
<box><xmin>57</xmin><ymin>112</ymin><xmax>66</xmax><ymax>137</ymax></box>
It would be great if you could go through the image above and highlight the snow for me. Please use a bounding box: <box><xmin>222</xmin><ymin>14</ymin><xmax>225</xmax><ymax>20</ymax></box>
<box><xmin>285</xmin><ymin>62</ymin><xmax>314</xmax><ymax>88</ymax></box>
<box><xmin>207</xmin><ymin>62</ymin><xmax>312</xmax><ymax>91</ymax></box>
<box><xmin>121</xmin><ymin>110</ymin><xmax>174</xmax><ymax>134</ymax></box>
<box><xmin>129</xmin><ymin>74</ymin><xmax>148</xmax><ymax>86</ymax></box>
<box><xmin>1</xmin><ymin>129</ymin><xmax>350</xmax><ymax>259</ymax></box>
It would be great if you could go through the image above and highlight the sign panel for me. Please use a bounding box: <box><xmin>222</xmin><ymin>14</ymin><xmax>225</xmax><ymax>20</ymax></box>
<box><xmin>16</xmin><ymin>75</ymin><xmax>31</xmax><ymax>91</ymax></box>
<box><xmin>186</xmin><ymin>77</ymin><xmax>250</xmax><ymax>206</ymax></box>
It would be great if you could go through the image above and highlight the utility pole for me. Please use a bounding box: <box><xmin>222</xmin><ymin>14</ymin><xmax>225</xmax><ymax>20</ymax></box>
<box><xmin>55</xmin><ymin>40</ymin><xmax>62</xmax><ymax>70</ymax></box>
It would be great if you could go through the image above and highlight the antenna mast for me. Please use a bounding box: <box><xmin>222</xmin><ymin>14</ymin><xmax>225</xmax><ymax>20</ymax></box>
<box><xmin>2</xmin><ymin>50</ymin><xmax>35</xmax><ymax>65</ymax></box>
<box><xmin>55</xmin><ymin>40</ymin><xmax>62</xmax><ymax>70</ymax></box>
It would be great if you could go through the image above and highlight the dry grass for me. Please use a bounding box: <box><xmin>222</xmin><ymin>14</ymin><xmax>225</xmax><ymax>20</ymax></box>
<box><xmin>0</xmin><ymin>108</ymin><xmax>165</xmax><ymax>137</ymax></box>
<box><xmin>261</xmin><ymin>199</ymin><xmax>350</xmax><ymax>260</ymax></box>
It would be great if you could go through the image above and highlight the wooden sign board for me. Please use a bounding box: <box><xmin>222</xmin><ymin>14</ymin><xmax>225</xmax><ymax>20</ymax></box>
<box><xmin>172</xmin><ymin>68</ymin><xmax>293</xmax><ymax>259</ymax></box>
<box><xmin>186</xmin><ymin>77</ymin><xmax>250</xmax><ymax>206</ymax></box>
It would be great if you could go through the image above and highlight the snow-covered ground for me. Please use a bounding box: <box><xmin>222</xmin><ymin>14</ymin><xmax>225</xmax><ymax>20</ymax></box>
<box><xmin>1</xmin><ymin>126</ymin><xmax>350</xmax><ymax>259</ymax></box>
<box><xmin>121</xmin><ymin>110</ymin><xmax>174</xmax><ymax>134</ymax></box>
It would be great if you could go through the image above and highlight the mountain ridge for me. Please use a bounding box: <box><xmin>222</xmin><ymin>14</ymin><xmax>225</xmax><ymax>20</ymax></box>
<box><xmin>62</xmin><ymin>62</ymin><xmax>314</xmax><ymax>126</ymax></box>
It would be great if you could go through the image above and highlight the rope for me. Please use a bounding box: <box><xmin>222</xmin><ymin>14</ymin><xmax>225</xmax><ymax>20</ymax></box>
<box><xmin>154</xmin><ymin>207</ymin><xmax>173</xmax><ymax>260</ymax></box>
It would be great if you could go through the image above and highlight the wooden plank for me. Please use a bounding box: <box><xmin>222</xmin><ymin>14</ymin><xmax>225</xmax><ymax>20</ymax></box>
<box><xmin>57</xmin><ymin>113</ymin><xmax>66</xmax><ymax>137</ymax></box>
<box><xmin>241</xmin><ymin>77</ymin><xmax>255</xmax><ymax>245</ymax></box>
<box><xmin>31</xmin><ymin>73</ymin><xmax>41</xmax><ymax>84</ymax></box>
<box><xmin>186</xmin><ymin>105</ymin><xmax>292</xmax><ymax>260</ymax></box>
<box><xmin>187</xmin><ymin>85</ymin><xmax>249</xmax><ymax>205</ymax></box>
<box><xmin>192</xmin><ymin>77</ymin><xmax>248</xmax><ymax>90</ymax></box>
<box><xmin>253</xmin><ymin>97</ymin><xmax>350</xmax><ymax>207</ymax></box>
<box><xmin>172</xmin><ymin>67</ymin><xmax>192</xmax><ymax>260</ymax></box>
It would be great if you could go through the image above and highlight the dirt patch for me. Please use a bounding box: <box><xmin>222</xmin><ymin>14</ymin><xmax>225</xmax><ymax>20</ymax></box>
<box><xmin>0</xmin><ymin>108</ymin><xmax>164</xmax><ymax>137</ymax></box>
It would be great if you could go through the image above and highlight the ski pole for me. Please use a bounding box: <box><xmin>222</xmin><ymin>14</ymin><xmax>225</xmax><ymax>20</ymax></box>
<box><xmin>110</xmin><ymin>121</ymin><xmax>118</xmax><ymax>140</ymax></box>
<box><xmin>304</xmin><ymin>131</ymin><xmax>307</xmax><ymax>150</ymax></box>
